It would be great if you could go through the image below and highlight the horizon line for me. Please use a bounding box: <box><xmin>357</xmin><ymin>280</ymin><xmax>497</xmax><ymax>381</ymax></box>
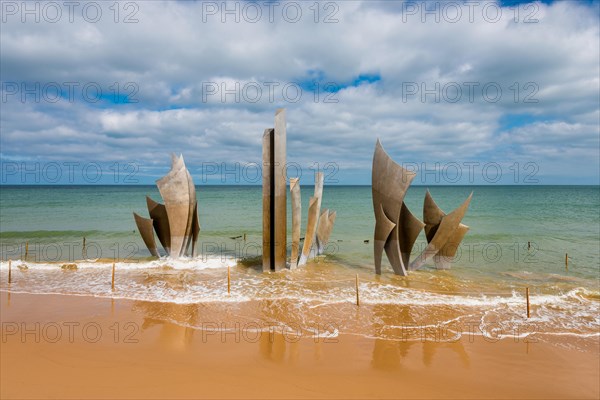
<box><xmin>1</xmin><ymin>184</ymin><xmax>599</xmax><ymax>187</ymax></box>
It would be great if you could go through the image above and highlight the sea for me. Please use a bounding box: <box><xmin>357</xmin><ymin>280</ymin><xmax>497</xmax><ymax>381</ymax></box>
<box><xmin>1</xmin><ymin>185</ymin><xmax>598</xmax><ymax>347</ymax></box>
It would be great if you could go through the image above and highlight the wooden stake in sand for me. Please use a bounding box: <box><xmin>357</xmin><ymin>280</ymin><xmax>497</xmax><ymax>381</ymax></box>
<box><xmin>24</xmin><ymin>241</ymin><xmax>29</xmax><ymax>260</ymax></box>
<box><xmin>82</xmin><ymin>237</ymin><xmax>86</xmax><ymax>259</ymax></box>
<box><xmin>8</xmin><ymin>260</ymin><xmax>12</xmax><ymax>284</ymax></box>
<box><xmin>355</xmin><ymin>274</ymin><xmax>360</xmax><ymax>306</ymax></box>
<box><xmin>227</xmin><ymin>266</ymin><xmax>231</xmax><ymax>295</ymax></box>
<box><xmin>243</xmin><ymin>233</ymin><xmax>246</xmax><ymax>241</ymax></box>
<box><xmin>111</xmin><ymin>262</ymin><xmax>116</xmax><ymax>291</ymax></box>
<box><xmin>565</xmin><ymin>253</ymin><xmax>569</xmax><ymax>270</ymax></box>
<box><xmin>526</xmin><ymin>287</ymin><xmax>530</xmax><ymax>318</ymax></box>
<box><xmin>528</xmin><ymin>241</ymin><xmax>531</xmax><ymax>251</ymax></box>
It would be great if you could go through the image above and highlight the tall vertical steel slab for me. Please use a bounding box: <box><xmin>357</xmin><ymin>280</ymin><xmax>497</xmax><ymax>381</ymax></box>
<box><xmin>262</xmin><ymin>109</ymin><xmax>287</xmax><ymax>271</ymax></box>
<box><xmin>262</xmin><ymin>128</ymin><xmax>274</xmax><ymax>272</ymax></box>
<box><xmin>273</xmin><ymin>109</ymin><xmax>287</xmax><ymax>271</ymax></box>
<box><xmin>290</xmin><ymin>177</ymin><xmax>301</xmax><ymax>269</ymax></box>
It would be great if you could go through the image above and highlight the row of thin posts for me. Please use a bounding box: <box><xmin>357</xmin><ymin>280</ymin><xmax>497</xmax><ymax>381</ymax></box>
<box><xmin>7</xmin><ymin>246</ymin><xmax>574</xmax><ymax>317</ymax></box>
<box><xmin>4</xmin><ymin>256</ymin><xmax>532</xmax><ymax>317</ymax></box>
<box><xmin>6</xmin><ymin>258</ymin><xmax>360</xmax><ymax>306</ymax></box>
<box><xmin>0</xmin><ymin>260</ymin><xmax>549</xmax><ymax>319</ymax></box>
<box><xmin>6</xmin><ymin>261</ymin><xmax>533</xmax><ymax>318</ymax></box>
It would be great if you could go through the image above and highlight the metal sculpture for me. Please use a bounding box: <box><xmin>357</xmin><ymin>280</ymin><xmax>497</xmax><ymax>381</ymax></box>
<box><xmin>372</xmin><ymin>139</ymin><xmax>422</xmax><ymax>275</ymax></box>
<box><xmin>290</xmin><ymin>177</ymin><xmax>301</xmax><ymax>269</ymax></box>
<box><xmin>156</xmin><ymin>155</ymin><xmax>191</xmax><ymax>257</ymax></box>
<box><xmin>316</xmin><ymin>209</ymin><xmax>336</xmax><ymax>255</ymax></box>
<box><xmin>146</xmin><ymin>196</ymin><xmax>171</xmax><ymax>254</ymax></box>
<box><xmin>372</xmin><ymin>139</ymin><xmax>471</xmax><ymax>275</ymax></box>
<box><xmin>259</xmin><ymin>109</ymin><xmax>338</xmax><ymax>270</ymax></box>
<box><xmin>133</xmin><ymin>154</ymin><xmax>199</xmax><ymax>257</ymax></box>
<box><xmin>316</xmin><ymin>209</ymin><xmax>330</xmax><ymax>254</ymax></box>
<box><xmin>190</xmin><ymin>203</ymin><xmax>200</xmax><ymax>257</ymax></box>
<box><xmin>133</xmin><ymin>213</ymin><xmax>160</xmax><ymax>257</ymax></box>
<box><xmin>409</xmin><ymin>191</ymin><xmax>472</xmax><ymax>271</ymax></box>
<box><xmin>262</xmin><ymin>109</ymin><xmax>287</xmax><ymax>271</ymax></box>
<box><xmin>299</xmin><ymin>196</ymin><xmax>319</xmax><ymax>266</ymax></box>
<box><xmin>298</xmin><ymin>172</ymin><xmax>324</xmax><ymax>266</ymax></box>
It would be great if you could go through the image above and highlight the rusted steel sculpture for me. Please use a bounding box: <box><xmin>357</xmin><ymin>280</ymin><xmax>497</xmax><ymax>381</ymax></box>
<box><xmin>409</xmin><ymin>191</ymin><xmax>472</xmax><ymax>271</ymax></box>
<box><xmin>289</xmin><ymin>178</ymin><xmax>301</xmax><ymax>269</ymax></box>
<box><xmin>133</xmin><ymin>154</ymin><xmax>199</xmax><ymax>257</ymax></box>
<box><xmin>262</xmin><ymin>109</ymin><xmax>287</xmax><ymax>271</ymax></box>
<box><xmin>372</xmin><ymin>139</ymin><xmax>471</xmax><ymax>275</ymax></box>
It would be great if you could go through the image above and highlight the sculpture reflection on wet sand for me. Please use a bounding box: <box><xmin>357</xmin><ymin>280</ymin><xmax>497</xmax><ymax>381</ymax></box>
<box><xmin>372</xmin><ymin>139</ymin><xmax>472</xmax><ymax>275</ymax></box>
<box><xmin>134</xmin><ymin>154</ymin><xmax>199</xmax><ymax>257</ymax></box>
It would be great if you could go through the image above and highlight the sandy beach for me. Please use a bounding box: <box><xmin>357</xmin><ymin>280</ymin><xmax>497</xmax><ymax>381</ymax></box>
<box><xmin>2</xmin><ymin>0</ymin><xmax>599</xmax><ymax>398</ymax></box>
<box><xmin>1</xmin><ymin>291</ymin><xmax>598</xmax><ymax>400</ymax></box>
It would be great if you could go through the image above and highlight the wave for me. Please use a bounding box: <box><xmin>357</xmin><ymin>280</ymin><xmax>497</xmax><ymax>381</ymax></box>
<box><xmin>1</xmin><ymin>259</ymin><xmax>598</xmax><ymax>344</ymax></box>
<box><xmin>0</xmin><ymin>257</ymin><xmax>237</xmax><ymax>271</ymax></box>
<box><xmin>0</xmin><ymin>230</ymin><xmax>110</xmax><ymax>239</ymax></box>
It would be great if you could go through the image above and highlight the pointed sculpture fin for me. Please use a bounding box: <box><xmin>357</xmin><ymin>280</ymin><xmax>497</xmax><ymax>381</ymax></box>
<box><xmin>156</xmin><ymin>155</ymin><xmax>192</xmax><ymax>257</ymax></box>
<box><xmin>299</xmin><ymin>196</ymin><xmax>319</xmax><ymax>266</ymax></box>
<box><xmin>290</xmin><ymin>177</ymin><xmax>301</xmax><ymax>268</ymax></box>
<box><xmin>398</xmin><ymin>202</ymin><xmax>425</xmax><ymax>267</ymax></box>
<box><xmin>146</xmin><ymin>196</ymin><xmax>171</xmax><ymax>255</ymax></box>
<box><xmin>423</xmin><ymin>189</ymin><xmax>446</xmax><ymax>242</ymax></box>
<box><xmin>133</xmin><ymin>213</ymin><xmax>159</xmax><ymax>257</ymax></box>
<box><xmin>316</xmin><ymin>209</ymin><xmax>330</xmax><ymax>254</ymax></box>
<box><xmin>410</xmin><ymin>192</ymin><xmax>472</xmax><ymax>271</ymax></box>
<box><xmin>372</xmin><ymin>139</ymin><xmax>417</xmax><ymax>275</ymax></box>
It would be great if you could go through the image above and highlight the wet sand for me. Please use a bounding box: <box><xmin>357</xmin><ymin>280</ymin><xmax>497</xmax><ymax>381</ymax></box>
<box><xmin>1</xmin><ymin>292</ymin><xmax>598</xmax><ymax>399</ymax></box>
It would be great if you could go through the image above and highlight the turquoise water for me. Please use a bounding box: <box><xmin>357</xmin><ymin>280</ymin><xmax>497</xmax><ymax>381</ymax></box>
<box><xmin>1</xmin><ymin>185</ymin><xmax>599</xmax><ymax>343</ymax></box>
<box><xmin>1</xmin><ymin>185</ymin><xmax>598</xmax><ymax>283</ymax></box>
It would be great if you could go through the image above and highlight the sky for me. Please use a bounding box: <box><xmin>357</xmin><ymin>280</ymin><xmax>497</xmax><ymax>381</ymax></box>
<box><xmin>1</xmin><ymin>0</ymin><xmax>599</xmax><ymax>185</ymax></box>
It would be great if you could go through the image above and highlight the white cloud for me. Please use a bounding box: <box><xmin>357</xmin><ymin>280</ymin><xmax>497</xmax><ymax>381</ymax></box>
<box><xmin>0</xmin><ymin>0</ymin><xmax>598</xmax><ymax>184</ymax></box>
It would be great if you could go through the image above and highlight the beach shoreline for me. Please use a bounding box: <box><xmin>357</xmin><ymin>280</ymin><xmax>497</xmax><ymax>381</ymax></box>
<box><xmin>1</xmin><ymin>292</ymin><xmax>598</xmax><ymax>399</ymax></box>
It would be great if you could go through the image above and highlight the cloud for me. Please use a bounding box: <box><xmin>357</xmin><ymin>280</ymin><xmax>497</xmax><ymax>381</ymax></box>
<box><xmin>0</xmin><ymin>0</ymin><xmax>598</xmax><ymax>184</ymax></box>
